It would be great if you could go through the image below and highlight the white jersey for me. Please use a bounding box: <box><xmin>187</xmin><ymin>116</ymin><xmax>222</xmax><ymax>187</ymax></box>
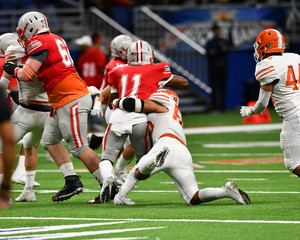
<box><xmin>147</xmin><ymin>91</ymin><xmax>186</xmax><ymax>145</ymax></box>
<box><xmin>5</xmin><ymin>45</ymin><xmax>48</xmax><ymax>103</ymax></box>
<box><xmin>255</xmin><ymin>53</ymin><xmax>300</xmax><ymax>117</ymax></box>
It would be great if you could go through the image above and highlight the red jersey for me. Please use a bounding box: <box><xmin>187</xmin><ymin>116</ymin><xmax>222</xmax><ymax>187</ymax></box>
<box><xmin>76</xmin><ymin>47</ymin><xmax>107</xmax><ymax>89</ymax></box>
<box><xmin>108</xmin><ymin>62</ymin><xmax>172</xmax><ymax>100</ymax></box>
<box><xmin>101</xmin><ymin>58</ymin><xmax>126</xmax><ymax>104</ymax></box>
<box><xmin>25</xmin><ymin>33</ymin><xmax>79</xmax><ymax>93</ymax></box>
<box><xmin>25</xmin><ymin>33</ymin><xmax>88</xmax><ymax>110</ymax></box>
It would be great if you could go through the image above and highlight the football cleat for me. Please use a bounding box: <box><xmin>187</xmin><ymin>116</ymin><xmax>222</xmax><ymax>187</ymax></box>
<box><xmin>155</xmin><ymin>146</ymin><xmax>170</xmax><ymax>167</ymax></box>
<box><xmin>114</xmin><ymin>193</ymin><xmax>135</xmax><ymax>205</ymax></box>
<box><xmin>87</xmin><ymin>194</ymin><xmax>102</xmax><ymax>204</ymax></box>
<box><xmin>113</xmin><ymin>169</ymin><xmax>128</xmax><ymax>186</ymax></box>
<box><xmin>15</xmin><ymin>189</ymin><xmax>36</xmax><ymax>202</ymax></box>
<box><xmin>224</xmin><ymin>181</ymin><xmax>251</xmax><ymax>205</ymax></box>
<box><xmin>11</xmin><ymin>173</ymin><xmax>40</xmax><ymax>187</ymax></box>
<box><xmin>52</xmin><ymin>175</ymin><xmax>84</xmax><ymax>202</ymax></box>
<box><xmin>100</xmin><ymin>175</ymin><xmax>119</xmax><ymax>203</ymax></box>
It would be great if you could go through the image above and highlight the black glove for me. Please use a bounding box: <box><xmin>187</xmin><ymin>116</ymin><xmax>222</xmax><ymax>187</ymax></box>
<box><xmin>3</xmin><ymin>62</ymin><xmax>18</xmax><ymax>75</ymax></box>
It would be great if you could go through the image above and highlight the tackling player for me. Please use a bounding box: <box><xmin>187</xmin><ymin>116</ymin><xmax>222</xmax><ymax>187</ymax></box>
<box><xmin>99</xmin><ymin>40</ymin><xmax>188</xmax><ymax>203</ymax></box>
<box><xmin>113</xmin><ymin>89</ymin><xmax>250</xmax><ymax>205</ymax></box>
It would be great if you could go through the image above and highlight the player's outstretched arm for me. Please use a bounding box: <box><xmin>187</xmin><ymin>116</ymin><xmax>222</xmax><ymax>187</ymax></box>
<box><xmin>165</xmin><ymin>75</ymin><xmax>189</xmax><ymax>88</ymax></box>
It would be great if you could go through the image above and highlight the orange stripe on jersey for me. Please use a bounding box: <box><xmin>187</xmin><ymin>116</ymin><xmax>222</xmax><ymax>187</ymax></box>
<box><xmin>255</xmin><ymin>65</ymin><xmax>274</xmax><ymax>78</ymax></box>
<box><xmin>257</xmin><ymin>69</ymin><xmax>275</xmax><ymax>80</ymax></box>
<box><xmin>150</xmin><ymin>93</ymin><xmax>170</xmax><ymax>101</ymax></box>
<box><xmin>5</xmin><ymin>52</ymin><xmax>16</xmax><ymax>61</ymax></box>
<box><xmin>159</xmin><ymin>133</ymin><xmax>186</xmax><ymax>146</ymax></box>
<box><xmin>47</xmin><ymin>72</ymin><xmax>89</xmax><ymax>110</ymax></box>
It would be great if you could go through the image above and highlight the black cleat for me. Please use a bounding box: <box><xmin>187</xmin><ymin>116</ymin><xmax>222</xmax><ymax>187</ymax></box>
<box><xmin>52</xmin><ymin>175</ymin><xmax>84</xmax><ymax>202</ymax></box>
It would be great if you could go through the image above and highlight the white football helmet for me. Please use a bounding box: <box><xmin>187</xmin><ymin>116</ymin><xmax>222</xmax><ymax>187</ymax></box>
<box><xmin>110</xmin><ymin>35</ymin><xmax>133</xmax><ymax>60</ymax></box>
<box><xmin>127</xmin><ymin>40</ymin><xmax>154</xmax><ymax>65</ymax></box>
<box><xmin>0</xmin><ymin>33</ymin><xmax>18</xmax><ymax>57</ymax></box>
<box><xmin>16</xmin><ymin>11</ymin><xmax>49</xmax><ymax>47</ymax></box>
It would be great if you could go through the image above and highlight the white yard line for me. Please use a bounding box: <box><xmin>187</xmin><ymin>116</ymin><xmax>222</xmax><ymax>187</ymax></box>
<box><xmin>1</xmin><ymin>217</ymin><xmax>300</xmax><ymax>225</ymax></box>
<box><xmin>183</xmin><ymin>123</ymin><xmax>282</xmax><ymax>135</ymax></box>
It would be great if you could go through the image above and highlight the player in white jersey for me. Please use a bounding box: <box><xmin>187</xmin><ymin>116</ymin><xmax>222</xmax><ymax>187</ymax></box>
<box><xmin>113</xmin><ymin>89</ymin><xmax>250</xmax><ymax>205</ymax></box>
<box><xmin>0</xmin><ymin>33</ymin><xmax>51</xmax><ymax>202</ymax></box>
<box><xmin>240</xmin><ymin>28</ymin><xmax>300</xmax><ymax>177</ymax></box>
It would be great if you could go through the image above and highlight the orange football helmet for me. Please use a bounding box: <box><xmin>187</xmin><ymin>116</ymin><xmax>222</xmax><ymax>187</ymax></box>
<box><xmin>253</xmin><ymin>29</ymin><xmax>285</xmax><ymax>62</ymax></box>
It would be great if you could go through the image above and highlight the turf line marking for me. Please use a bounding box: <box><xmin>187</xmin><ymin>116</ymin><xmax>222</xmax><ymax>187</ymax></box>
<box><xmin>193</xmin><ymin>170</ymin><xmax>288</xmax><ymax>173</ymax></box>
<box><xmin>192</xmin><ymin>153</ymin><xmax>282</xmax><ymax>157</ymax></box>
<box><xmin>0</xmin><ymin>227</ymin><xmax>165</xmax><ymax>240</ymax></box>
<box><xmin>203</xmin><ymin>142</ymin><xmax>280</xmax><ymax>148</ymax></box>
<box><xmin>226</xmin><ymin>178</ymin><xmax>267</xmax><ymax>181</ymax></box>
<box><xmin>10</xmin><ymin>190</ymin><xmax>300</xmax><ymax>194</ymax></box>
<box><xmin>1</xmin><ymin>217</ymin><xmax>300</xmax><ymax>225</ymax></box>
<box><xmin>35</xmin><ymin>169</ymin><xmax>289</xmax><ymax>173</ymax></box>
<box><xmin>0</xmin><ymin>222</ymin><xmax>128</xmax><ymax>235</ymax></box>
<box><xmin>183</xmin><ymin>123</ymin><xmax>281</xmax><ymax>135</ymax></box>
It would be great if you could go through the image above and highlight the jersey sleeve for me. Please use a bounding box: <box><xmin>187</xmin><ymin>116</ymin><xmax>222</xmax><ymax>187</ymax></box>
<box><xmin>255</xmin><ymin>59</ymin><xmax>278</xmax><ymax>85</ymax></box>
<box><xmin>5</xmin><ymin>45</ymin><xmax>25</xmax><ymax>62</ymax></box>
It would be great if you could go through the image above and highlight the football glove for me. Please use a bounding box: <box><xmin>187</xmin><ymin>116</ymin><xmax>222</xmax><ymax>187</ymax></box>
<box><xmin>87</xmin><ymin>86</ymin><xmax>100</xmax><ymax>96</ymax></box>
<box><xmin>90</xmin><ymin>101</ymin><xmax>103</xmax><ymax>118</ymax></box>
<box><xmin>3</xmin><ymin>62</ymin><xmax>19</xmax><ymax>76</ymax></box>
<box><xmin>240</xmin><ymin>106</ymin><xmax>254</xmax><ymax>117</ymax></box>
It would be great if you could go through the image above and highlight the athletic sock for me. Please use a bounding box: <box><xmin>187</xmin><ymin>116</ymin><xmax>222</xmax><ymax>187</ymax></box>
<box><xmin>59</xmin><ymin>162</ymin><xmax>75</xmax><ymax>177</ymax></box>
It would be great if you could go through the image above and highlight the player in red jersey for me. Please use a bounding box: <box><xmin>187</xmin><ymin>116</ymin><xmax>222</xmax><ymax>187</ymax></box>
<box><xmin>99</xmin><ymin>40</ymin><xmax>188</xmax><ymax>203</ymax></box>
<box><xmin>3</xmin><ymin>11</ymin><xmax>105</xmax><ymax>202</ymax></box>
<box><xmin>75</xmin><ymin>34</ymin><xmax>108</xmax><ymax>132</ymax></box>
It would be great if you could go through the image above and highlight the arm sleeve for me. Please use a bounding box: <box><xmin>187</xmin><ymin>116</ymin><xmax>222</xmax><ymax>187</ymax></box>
<box><xmin>252</xmin><ymin>88</ymin><xmax>272</xmax><ymax>114</ymax></box>
<box><xmin>28</xmin><ymin>50</ymin><xmax>48</xmax><ymax>64</ymax></box>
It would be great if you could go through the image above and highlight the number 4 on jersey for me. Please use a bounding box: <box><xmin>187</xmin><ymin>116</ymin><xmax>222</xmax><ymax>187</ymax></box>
<box><xmin>286</xmin><ymin>65</ymin><xmax>299</xmax><ymax>90</ymax></box>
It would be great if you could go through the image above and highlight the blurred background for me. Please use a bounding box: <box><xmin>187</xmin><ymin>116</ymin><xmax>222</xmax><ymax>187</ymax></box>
<box><xmin>1</xmin><ymin>0</ymin><xmax>299</xmax><ymax>114</ymax></box>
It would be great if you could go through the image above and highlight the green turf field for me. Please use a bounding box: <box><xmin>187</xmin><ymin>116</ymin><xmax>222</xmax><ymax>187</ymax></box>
<box><xmin>1</xmin><ymin>109</ymin><xmax>299</xmax><ymax>240</ymax></box>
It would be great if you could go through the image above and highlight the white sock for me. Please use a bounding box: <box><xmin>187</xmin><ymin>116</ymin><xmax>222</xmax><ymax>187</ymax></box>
<box><xmin>119</xmin><ymin>166</ymin><xmax>138</xmax><ymax>197</ymax></box>
<box><xmin>198</xmin><ymin>187</ymin><xmax>226</xmax><ymax>202</ymax></box>
<box><xmin>115</xmin><ymin>154</ymin><xmax>131</xmax><ymax>172</ymax></box>
<box><xmin>59</xmin><ymin>162</ymin><xmax>75</xmax><ymax>177</ymax></box>
<box><xmin>92</xmin><ymin>169</ymin><xmax>103</xmax><ymax>184</ymax></box>
<box><xmin>14</xmin><ymin>155</ymin><xmax>26</xmax><ymax>174</ymax></box>
<box><xmin>99</xmin><ymin>160</ymin><xmax>113</xmax><ymax>180</ymax></box>
<box><xmin>25</xmin><ymin>171</ymin><xmax>36</xmax><ymax>189</ymax></box>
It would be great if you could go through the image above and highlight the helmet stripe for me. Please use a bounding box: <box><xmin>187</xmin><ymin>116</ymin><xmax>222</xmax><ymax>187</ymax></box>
<box><xmin>273</xmin><ymin>29</ymin><xmax>283</xmax><ymax>48</ymax></box>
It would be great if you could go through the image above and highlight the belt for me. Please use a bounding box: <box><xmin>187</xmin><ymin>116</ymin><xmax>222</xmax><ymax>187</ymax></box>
<box><xmin>20</xmin><ymin>102</ymin><xmax>52</xmax><ymax>112</ymax></box>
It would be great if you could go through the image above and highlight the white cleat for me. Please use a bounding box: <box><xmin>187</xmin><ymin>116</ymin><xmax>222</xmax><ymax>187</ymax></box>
<box><xmin>11</xmin><ymin>174</ymin><xmax>40</xmax><ymax>188</ymax></box>
<box><xmin>114</xmin><ymin>193</ymin><xmax>135</xmax><ymax>205</ymax></box>
<box><xmin>113</xmin><ymin>169</ymin><xmax>128</xmax><ymax>186</ymax></box>
<box><xmin>15</xmin><ymin>189</ymin><xmax>36</xmax><ymax>202</ymax></box>
<box><xmin>225</xmin><ymin>181</ymin><xmax>251</xmax><ymax>205</ymax></box>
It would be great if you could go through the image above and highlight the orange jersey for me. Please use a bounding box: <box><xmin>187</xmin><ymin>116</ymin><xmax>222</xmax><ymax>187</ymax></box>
<box><xmin>25</xmin><ymin>33</ymin><xmax>88</xmax><ymax>109</ymax></box>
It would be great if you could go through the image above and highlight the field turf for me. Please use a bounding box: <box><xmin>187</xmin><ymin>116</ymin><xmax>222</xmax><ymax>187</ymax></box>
<box><xmin>1</xmin><ymin>108</ymin><xmax>299</xmax><ymax>240</ymax></box>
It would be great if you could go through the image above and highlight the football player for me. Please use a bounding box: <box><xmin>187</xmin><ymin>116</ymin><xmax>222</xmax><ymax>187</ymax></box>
<box><xmin>240</xmin><ymin>28</ymin><xmax>300</xmax><ymax>178</ymax></box>
<box><xmin>113</xmin><ymin>89</ymin><xmax>250</xmax><ymax>205</ymax></box>
<box><xmin>87</xmin><ymin>34</ymin><xmax>134</xmax><ymax>204</ymax></box>
<box><xmin>0</xmin><ymin>32</ymin><xmax>49</xmax><ymax>202</ymax></box>
<box><xmin>3</xmin><ymin>11</ymin><xmax>103</xmax><ymax>202</ymax></box>
<box><xmin>99</xmin><ymin>40</ymin><xmax>188</xmax><ymax>203</ymax></box>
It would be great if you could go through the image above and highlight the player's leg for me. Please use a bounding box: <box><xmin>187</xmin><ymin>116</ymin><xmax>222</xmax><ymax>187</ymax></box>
<box><xmin>99</xmin><ymin>126</ymin><xmax>127</xmax><ymax>203</ymax></box>
<box><xmin>280</xmin><ymin>113</ymin><xmax>300</xmax><ymax>177</ymax></box>
<box><xmin>41</xmin><ymin>113</ymin><xmax>84</xmax><ymax>202</ymax></box>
